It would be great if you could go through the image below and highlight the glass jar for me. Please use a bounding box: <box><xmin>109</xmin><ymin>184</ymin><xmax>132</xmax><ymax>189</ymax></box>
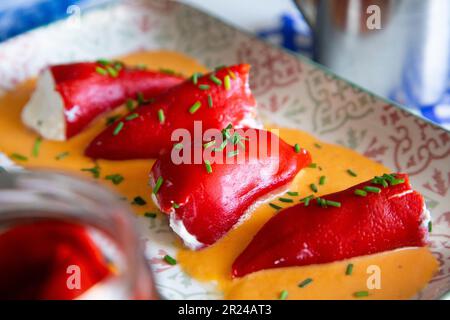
<box><xmin>0</xmin><ymin>169</ymin><xmax>158</xmax><ymax>300</ymax></box>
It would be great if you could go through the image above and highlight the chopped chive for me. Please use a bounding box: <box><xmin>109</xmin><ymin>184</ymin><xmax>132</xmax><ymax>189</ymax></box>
<box><xmin>55</xmin><ymin>151</ymin><xmax>69</xmax><ymax>160</ymax></box>
<box><xmin>209</xmin><ymin>74</ymin><xmax>222</xmax><ymax>86</ymax></box>
<box><xmin>191</xmin><ymin>72</ymin><xmax>200</xmax><ymax>85</ymax></box>
<box><xmin>158</xmin><ymin>109</ymin><xmax>165</xmax><ymax>124</ymax></box>
<box><xmin>308</xmin><ymin>163</ymin><xmax>317</xmax><ymax>168</ymax></box>
<box><xmin>97</xmin><ymin>58</ymin><xmax>110</xmax><ymax>66</ymax></box>
<box><xmin>354</xmin><ymin>189</ymin><xmax>367</xmax><ymax>197</ymax></box>
<box><xmin>314</xmin><ymin>143</ymin><xmax>322</xmax><ymax>149</ymax></box>
<box><xmin>144</xmin><ymin>212</ymin><xmax>157</xmax><ymax>218</ymax></box>
<box><xmin>390</xmin><ymin>178</ymin><xmax>405</xmax><ymax>185</ymax></box>
<box><xmin>113</xmin><ymin>121</ymin><xmax>124</xmax><ymax>136</ymax></box>
<box><xmin>213</xmin><ymin>140</ymin><xmax>228</xmax><ymax>152</ymax></box>
<box><xmin>227</xmin><ymin>68</ymin><xmax>236</xmax><ymax>79</ymax></box>
<box><xmin>136</xmin><ymin>92</ymin><xmax>145</xmax><ymax>105</ymax></box>
<box><xmin>279</xmin><ymin>290</ymin><xmax>288</xmax><ymax>300</ymax></box>
<box><xmin>172</xmin><ymin>202</ymin><xmax>180</xmax><ymax>209</ymax></box>
<box><xmin>153</xmin><ymin>176</ymin><xmax>164</xmax><ymax>194</ymax></box>
<box><xmin>325</xmin><ymin>200</ymin><xmax>341</xmax><ymax>207</ymax></box>
<box><xmin>354</xmin><ymin>291</ymin><xmax>369</xmax><ymax>298</ymax></box>
<box><xmin>227</xmin><ymin>150</ymin><xmax>239</xmax><ymax>158</ymax></box>
<box><xmin>364</xmin><ymin>186</ymin><xmax>381</xmax><ymax>193</ymax></box>
<box><xmin>345</xmin><ymin>263</ymin><xmax>354</xmax><ymax>275</ymax></box>
<box><xmin>300</xmin><ymin>195</ymin><xmax>314</xmax><ymax>206</ymax></box>
<box><xmin>106</xmin><ymin>114</ymin><xmax>121</xmax><ymax>126</ymax></box>
<box><xmin>294</xmin><ymin>143</ymin><xmax>301</xmax><ymax>153</ymax></box>
<box><xmin>347</xmin><ymin>169</ymin><xmax>357</xmax><ymax>177</ymax></box>
<box><xmin>298</xmin><ymin>278</ymin><xmax>313</xmax><ymax>288</ymax></box>
<box><xmin>135</xmin><ymin>63</ymin><xmax>147</xmax><ymax>70</ymax></box>
<box><xmin>125</xmin><ymin>113</ymin><xmax>139</xmax><ymax>121</ymax></box>
<box><xmin>428</xmin><ymin>221</ymin><xmax>432</xmax><ymax>233</ymax></box>
<box><xmin>269</xmin><ymin>203</ymin><xmax>282</xmax><ymax>211</ymax></box>
<box><xmin>204</xmin><ymin>160</ymin><xmax>213</xmax><ymax>174</ymax></box>
<box><xmin>95</xmin><ymin>66</ymin><xmax>108</xmax><ymax>76</ymax></box>
<box><xmin>173</xmin><ymin>143</ymin><xmax>183</xmax><ymax>150</ymax></box>
<box><xmin>203</xmin><ymin>140</ymin><xmax>216</xmax><ymax>149</ymax></box>
<box><xmin>105</xmin><ymin>174</ymin><xmax>124</xmax><ymax>185</ymax></box>
<box><xmin>319</xmin><ymin>175</ymin><xmax>326</xmax><ymax>185</ymax></box>
<box><xmin>125</xmin><ymin>99</ymin><xmax>135</xmax><ymax>111</ymax></box>
<box><xmin>81</xmin><ymin>163</ymin><xmax>100</xmax><ymax>179</ymax></box>
<box><xmin>159</xmin><ymin>68</ymin><xmax>175</xmax><ymax>75</ymax></box>
<box><xmin>279</xmin><ymin>197</ymin><xmax>293</xmax><ymax>203</ymax></box>
<box><xmin>287</xmin><ymin>191</ymin><xmax>299</xmax><ymax>196</ymax></box>
<box><xmin>32</xmin><ymin>137</ymin><xmax>42</xmax><ymax>157</ymax></box>
<box><xmin>163</xmin><ymin>254</ymin><xmax>177</xmax><ymax>265</ymax></box>
<box><xmin>316</xmin><ymin>197</ymin><xmax>326</xmax><ymax>207</ymax></box>
<box><xmin>382</xmin><ymin>173</ymin><xmax>395</xmax><ymax>182</ymax></box>
<box><xmin>207</xmin><ymin>94</ymin><xmax>213</xmax><ymax>108</ymax></box>
<box><xmin>198</xmin><ymin>84</ymin><xmax>210</xmax><ymax>90</ymax></box>
<box><xmin>10</xmin><ymin>153</ymin><xmax>28</xmax><ymax>162</ymax></box>
<box><xmin>310</xmin><ymin>183</ymin><xmax>318</xmax><ymax>193</ymax></box>
<box><xmin>224</xmin><ymin>75</ymin><xmax>231</xmax><ymax>90</ymax></box>
<box><xmin>372</xmin><ymin>177</ymin><xmax>388</xmax><ymax>188</ymax></box>
<box><xmin>189</xmin><ymin>101</ymin><xmax>201</xmax><ymax>114</ymax></box>
<box><xmin>106</xmin><ymin>65</ymin><xmax>119</xmax><ymax>77</ymax></box>
<box><xmin>131</xmin><ymin>196</ymin><xmax>147</xmax><ymax>206</ymax></box>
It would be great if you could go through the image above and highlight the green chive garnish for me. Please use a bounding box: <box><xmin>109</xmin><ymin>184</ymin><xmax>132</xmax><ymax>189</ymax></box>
<box><xmin>224</xmin><ymin>75</ymin><xmax>231</xmax><ymax>90</ymax></box>
<box><xmin>159</xmin><ymin>68</ymin><xmax>175</xmax><ymax>75</ymax></box>
<box><xmin>173</xmin><ymin>143</ymin><xmax>183</xmax><ymax>150</ymax></box>
<box><xmin>325</xmin><ymin>200</ymin><xmax>341</xmax><ymax>207</ymax></box>
<box><xmin>269</xmin><ymin>203</ymin><xmax>282</xmax><ymax>211</ymax></box>
<box><xmin>310</xmin><ymin>183</ymin><xmax>318</xmax><ymax>193</ymax></box>
<box><xmin>153</xmin><ymin>176</ymin><xmax>163</xmax><ymax>194</ymax></box>
<box><xmin>209</xmin><ymin>74</ymin><xmax>222</xmax><ymax>86</ymax></box>
<box><xmin>97</xmin><ymin>58</ymin><xmax>110</xmax><ymax>66</ymax></box>
<box><xmin>207</xmin><ymin>94</ymin><xmax>213</xmax><ymax>108</ymax></box>
<box><xmin>316</xmin><ymin>197</ymin><xmax>326</xmax><ymax>207</ymax></box>
<box><xmin>198</xmin><ymin>84</ymin><xmax>210</xmax><ymax>90</ymax></box>
<box><xmin>95</xmin><ymin>66</ymin><xmax>108</xmax><ymax>76</ymax></box>
<box><xmin>287</xmin><ymin>191</ymin><xmax>299</xmax><ymax>196</ymax></box>
<box><xmin>136</xmin><ymin>92</ymin><xmax>145</xmax><ymax>105</ymax></box>
<box><xmin>135</xmin><ymin>63</ymin><xmax>147</xmax><ymax>70</ymax></box>
<box><xmin>300</xmin><ymin>195</ymin><xmax>314</xmax><ymax>206</ymax></box>
<box><xmin>314</xmin><ymin>143</ymin><xmax>322</xmax><ymax>149</ymax></box>
<box><xmin>354</xmin><ymin>189</ymin><xmax>367</xmax><ymax>197</ymax></box>
<box><xmin>428</xmin><ymin>221</ymin><xmax>432</xmax><ymax>233</ymax></box>
<box><xmin>55</xmin><ymin>151</ymin><xmax>69</xmax><ymax>160</ymax></box>
<box><xmin>319</xmin><ymin>175</ymin><xmax>326</xmax><ymax>185</ymax></box>
<box><xmin>106</xmin><ymin>66</ymin><xmax>118</xmax><ymax>77</ymax></box>
<box><xmin>172</xmin><ymin>202</ymin><xmax>180</xmax><ymax>209</ymax></box>
<box><xmin>81</xmin><ymin>163</ymin><xmax>100</xmax><ymax>179</ymax></box>
<box><xmin>204</xmin><ymin>160</ymin><xmax>212</xmax><ymax>174</ymax></box>
<box><xmin>106</xmin><ymin>115</ymin><xmax>121</xmax><ymax>126</ymax></box>
<box><xmin>163</xmin><ymin>254</ymin><xmax>177</xmax><ymax>265</ymax></box>
<box><xmin>294</xmin><ymin>143</ymin><xmax>301</xmax><ymax>153</ymax></box>
<box><xmin>132</xmin><ymin>196</ymin><xmax>147</xmax><ymax>206</ymax></box>
<box><xmin>113</xmin><ymin>121</ymin><xmax>124</xmax><ymax>136</ymax></box>
<box><xmin>372</xmin><ymin>177</ymin><xmax>388</xmax><ymax>188</ymax></box>
<box><xmin>144</xmin><ymin>212</ymin><xmax>157</xmax><ymax>218</ymax></box>
<box><xmin>347</xmin><ymin>169</ymin><xmax>357</xmax><ymax>177</ymax></box>
<box><xmin>364</xmin><ymin>186</ymin><xmax>381</xmax><ymax>193</ymax></box>
<box><xmin>345</xmin><ymin>263</ymin><xmax>354</xmax><ymax>275</ymax></box>
<box><xmin>189</xmin><ymin>101</ymin><xmax>201</xmax><ymax>114</ymax></box>
<box><xmin>203</xmin><ymin>140</ymin><xmax>216</xmax><ymax>149</ymax></box>
<box><xmin>10</xmin><ymin>153</ymin><xmax>28</xmax><ymax>162</ymax></box>
<box><xmin>391</xmin><ymin>178</ymin><xmax>405</xmax><ymax>185</ymax></box>
<box><xmin>191</xmin><ymin>73</ymin><xmax>200</xmax><ymax>85</ymax></box>
<box><xmin>279</xmin><ymin>197</ymin><xmax>293</xmax><ymax>203</ymax></box>
<box><xmin>105</xmin><ymin>174</ymin><xmax>124</xmax><ymax>185</ymax></box>
<box><xmin>227</xmin><ymin>150</ymin><xmax>239</xmax><ymax>158</ymax></box>
<box><xmin>125</xmin><ymin>113</ymin><xmax>139</xmax><ymax>121</ymax></box>
<box><xmin>279</xmin><ymin>290</ymin><xmax>288</xmax><ymax>300</ymax></box>
<box><xmin>158</xmin><ymin>109</ymin><xmax>165</xmax><ymax>124</ymax></box>
<box><xmin>354</xmin><ymin>291</ymin><xmax>369</xmax><ymax>298</ymax></box>
<box><xmin>32</xmin><ymin>137</ymin><xmax>42</xmax><ymax>157</ymax></box>
<box><xmin>126</xmin><ymin>99</ymin><xmax>135</xmax><ymax>111</ymax></box>
<box><xmin>298</xmin><ymin>278</ymin><xmax>313</xmax><ymax>288</ymax></box>
<box><xmin>308</xmin><ymin>163</ymin><xmax>317</xmax><ymax>168</ymax></box>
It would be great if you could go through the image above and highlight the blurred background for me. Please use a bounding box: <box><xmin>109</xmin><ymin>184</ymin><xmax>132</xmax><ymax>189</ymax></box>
<box><xmin>0</xmin><ymin>0</ymin><xmax>449</xmax><ymax>129</ymax></box>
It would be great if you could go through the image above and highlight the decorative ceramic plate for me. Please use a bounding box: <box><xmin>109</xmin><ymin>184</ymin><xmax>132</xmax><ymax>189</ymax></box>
<box><xmin>0</xmin><ymin>0</ymin><xmax>448</xmax><ymax>299</ymax></box>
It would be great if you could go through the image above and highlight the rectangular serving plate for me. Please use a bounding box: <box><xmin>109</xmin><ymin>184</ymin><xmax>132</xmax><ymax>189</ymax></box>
<box><xmin>0</xmin><ymin>0</ymin><xmax>448</xmax><ymax>300</ymax></box>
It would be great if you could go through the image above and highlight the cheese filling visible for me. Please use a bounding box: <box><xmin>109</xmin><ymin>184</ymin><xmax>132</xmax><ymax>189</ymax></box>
<box><xmin>21</xmin><ymin>69</ymin><xmax>66</xmax><ymax>140</ymax></box>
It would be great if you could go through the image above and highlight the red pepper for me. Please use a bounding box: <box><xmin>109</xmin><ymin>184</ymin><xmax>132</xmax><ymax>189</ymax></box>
<box><xmin>85</xmin><ymin>64</ymin><xmax>259</xmax><ymax>160</ymax></box>
<box><xmin>47</xmin><ymin>62</ymin><xmax>183</xmax><ymax>139</ymax></box>
<box><xmin>232</xmin><ymin>173</ymin><xmax>429</xmax><ymax>277</ymax></box>
<box><xmin>0</xmin><ymin>220</ymin><xmax>111</xmax><ymax>299</ymax></box>
<box><xmin>150</xmin><ymin>128</ymin><xmax>311</xmax><ymax>249</ymax></box>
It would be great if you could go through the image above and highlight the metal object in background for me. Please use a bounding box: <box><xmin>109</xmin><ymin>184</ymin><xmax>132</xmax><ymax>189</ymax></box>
<box><xmin>294</xmin><ymin>0</ymin><xmax>450</xmax><ymax>113</ymax></box>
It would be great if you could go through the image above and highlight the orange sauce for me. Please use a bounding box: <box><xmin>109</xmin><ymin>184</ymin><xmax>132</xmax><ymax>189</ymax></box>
<box><xmin>0</xmin><ymin>50</ymin><xmax>437</xmax><ymax>300</ymax></box>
